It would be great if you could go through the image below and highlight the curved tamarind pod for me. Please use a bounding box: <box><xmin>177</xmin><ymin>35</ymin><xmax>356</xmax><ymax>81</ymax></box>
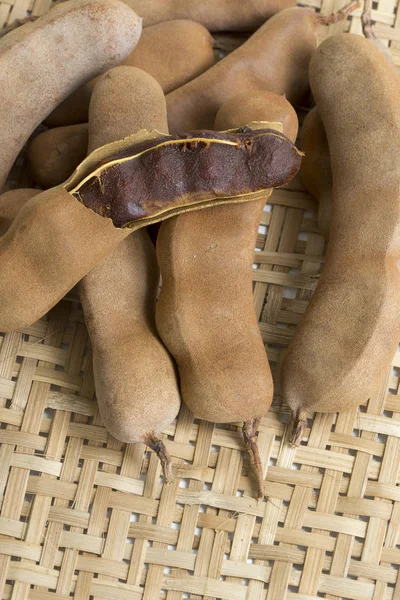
<box><xmin>300</xmin><ymin>108</ymin><xmax>332</xmax><ymax>240</ymax></box>
<box><xmin>45</xmin><ymin>20</ymin><xmax>215</xmax><ymax>128</ymax></box>
<box><xmin>156</xmin><ymin>92</ymin><xmax>298</xmax><ymax>498</ymax></box>
<box><xmin>81</xmin><ymin>229</ymin><xmax>180</xmax><ymax>481</ymax></box>
<box><xmin>123</xmin><ymin>0</ymin><xmax>295</xmax><ymax>31</ymax></box>
<box><xmin>166</xmin><ymin>7</ymin><xmax>318</xmax><ymax>131</ymax></box>
<box><xmin>166</xmin><ymin>3</ymin><xmax>360</xmax><ymax>132</ymax></box>
<box><xmin>281</xmin><ymin>34</ymin><xmax>400</xmax><ymax>444</ymax></box>
<box><xmin>0</xmin><ymin>0</ymin><xmax>141</xmax><ymax>191</ymax></box>
<box><xmin>0</xmin><ymin>125</ymin><xmax>301</xmax><ymax>332</ymax></box>
<box><xmin>80</xmin><ymin>66</ymin><xmax>180</xmax><ymax>479</ymax></box>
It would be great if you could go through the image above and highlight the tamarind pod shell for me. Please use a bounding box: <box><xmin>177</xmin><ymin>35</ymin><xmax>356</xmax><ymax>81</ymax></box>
<box><xmin>65</xmin><ymin>127</ymin><xmax>302</xmax><ymax>228</ymax></box>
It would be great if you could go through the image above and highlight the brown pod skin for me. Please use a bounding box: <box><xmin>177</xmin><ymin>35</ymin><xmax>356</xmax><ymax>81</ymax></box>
<box><xmin>157</xmin><ymin>95</ymin><xmax>298</xmax><ymax>423</ymax></box>
<box><xmin>156</xmin><ymin>199</ymin><xmax>273</xmax><ymax>425</ymax></box>
<box><xmin>123</xmin><ymin>20</ymin><xmax>215</xmax><ymax>93</ymax></box>
<box><xmin>27</xmin><ymin>124</ymin><xmax>88</xmax><ymax>189</ymax></box>
<box><xmin>0</xmin><ymin>189</ymin><xmax>41</xmax><ymax>235</ymax></box>
<box><xmin>214</xmin><ymin>92</ymin><xmax>298</xmax><ymax>142</ymax></box>
<box><xmin>80</xmin><ymin>67</ymin><xmax>180</xmax><ymax>473</ymax></box>
<box><xmin>167</xmin><ymin>7</ymin><xmax>318</xmax><ymax>132</ymax></box>
<box><xmin>0</xmin><ymin>0</ymin><xmax>141</xmax><ymax>191</ymax></box>
<box><xmin>156</xmin><ymin>92</ymin><xmax>298</xmax><ymax>496</ymax></box>
<box><xmin>300</xmin><ymin>107</ymin><xmax>332</xmax><ymax>240</ymax></box>
<box><xmin>81</xmin><ymin>231</ymin><xmax>180</xmax><ymax>454</ymax></box>
<box><xmin>45</xmin><ymin>81</ymin><xmax>96</xmax><ymax>128</ymax></box>
<box><xmin>123</xmin><ymin>0</ymin><xmax>295</xmax><ymax>31</ymax></box>
<box><xmin>87</xmin><ymin>67</ymin><xmax>168</xmax><ymax>148</ymax></box>
<box><xmin>45</xmin><ymin>20</ymin><xmax>215</xmax><ymax>128</ymax></box>
<box><xmin>0</xmin><ymin>188</ymin><xmax>130</xmax><ymax>332</ymax></box>
<box><xmin>281</xmin><ymin>34</ymin><xmax>400</xmax><ymax>444</ymax></box>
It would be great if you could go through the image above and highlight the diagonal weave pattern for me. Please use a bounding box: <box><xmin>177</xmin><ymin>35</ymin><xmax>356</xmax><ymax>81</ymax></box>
<box><xmin>1</xmin><ymin>1</ymin><xmax>400</xmax><ymax>599</ymax></box>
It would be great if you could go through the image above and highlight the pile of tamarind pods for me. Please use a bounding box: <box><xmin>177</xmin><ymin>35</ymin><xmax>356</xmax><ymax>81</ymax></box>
<box><xmin>1</xmin><ymin>0</ymin><xmax>399</xmax><ymax>499</ymax></box>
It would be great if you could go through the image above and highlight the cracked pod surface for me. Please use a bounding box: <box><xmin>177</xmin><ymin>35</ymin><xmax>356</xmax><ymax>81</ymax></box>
<box><xmin>64</xmin><ymin>126</ymin><xmax>302</xmax><ymax>228</ymax></box>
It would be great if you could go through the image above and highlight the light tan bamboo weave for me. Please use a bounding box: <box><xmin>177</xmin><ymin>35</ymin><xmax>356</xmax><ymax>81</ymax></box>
<box><xmin>0</xmin><ymin>1</ymin><xmax>400</xmax><ymax>598</ymax></box>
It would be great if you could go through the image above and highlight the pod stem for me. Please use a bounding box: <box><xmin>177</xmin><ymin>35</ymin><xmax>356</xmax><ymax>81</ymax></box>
<box><xmin>144</xmin><ymin>434</ymin><xmax>173</xmax><ymax>484</ymax></box>
<box><xmin>316</xmin><ymin>0</ymin><xmax>360</xmax><ymax>25</ymax></box>
<box><xmin>361</xmin><ymin>0</ymin><xmax>393</xmax><ymax>63</ymax></box>
<box><xmin>290</xmin><ymin>410</ymin><xmax>308</xmax><ymax>446</ymax></box>
<box><xmin>361</xmin><ymin>0</ymin><xmax>374</xmax><ymax>38</ymax></box>
<box><xmin>242</xmin><ymin>417</ymin><xmax>264</xmax><ymax>500</ymax></box>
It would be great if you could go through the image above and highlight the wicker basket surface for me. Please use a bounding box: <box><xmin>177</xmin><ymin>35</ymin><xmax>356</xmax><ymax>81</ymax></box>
<box><xmin>0</xmin><ymin>1</ymin><xmax>399</xmax><ymax>599</ymax></box>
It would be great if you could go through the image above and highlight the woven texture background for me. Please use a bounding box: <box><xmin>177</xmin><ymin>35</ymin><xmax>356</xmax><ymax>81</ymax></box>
<box><xmin>1</xmin><ymin>1</ymin><xmax>400</xmax><ymax>599</ymax></box>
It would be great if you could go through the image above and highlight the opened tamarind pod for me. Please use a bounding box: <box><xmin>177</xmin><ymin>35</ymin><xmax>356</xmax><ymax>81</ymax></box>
<box><xmin>28</xmin><ymin>124</ymin><xmax>88</xmax><ymax>189</ymax></box>
<box><xmin>0</xmin><ymin>120</ymin><xmax>301</xmax><ymax>332</ymax></box>
<box><xmin>45</xmin><ymin>20</ymin><xmax>215</xmax><ymax>128</ymax></box>
<box><xmin>300</xmin><ymin>107</ymin><xmax>332</xmax><ymax>240</ymax></box>
<box><xmin>281</xmin><ymin>34</ymin><xmax>400</xmax><ymax>445</ymax></box>
<box><xmin>156</xmin><ymin>91</ymin><xmax>298</xmax><ymax>498</ymax></box>
<box><xmin>167</xmin><ymin>4</ymin><xmax>360</xmax><ymax>132</ymax></box>
<box><xmin>65</xmin><ymin>126</ymin><xmax>302</xmax><ymax>228</ymax></box>
<box><xmin>79</xmin><ymin>67</ymin><xmax>180</xmax><ymax>479</ymax></box>
<box><xmin>0</xmin><ymin>0</ymin><xmax>141</xmax><ymax>191</ymax></box>
<box><xmin>123</xmin><ymin>0</ymin><xmax>295</xmax><ymax>31</ymax></box>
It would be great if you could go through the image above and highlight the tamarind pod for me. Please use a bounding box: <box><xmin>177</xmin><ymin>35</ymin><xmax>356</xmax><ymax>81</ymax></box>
<box><xmin>0</xmin><ymin>0</ymin><xmax>141</xmax><ymax>191</ymax></box>
<box><xmin>80</xmin><ymin>67</ymin><xmax>180</xmax><ymax>477</ymax></box>
<box><xmin>166</xmin><ymin>7</ymin><xmax>318</xmax><ymax>131</ymax></box>
<box><xmin>45</xmin><ymin>19</ymin><xmax>215</xmax><ymax>127</ymax></box>
<box><xmin>156</xmin><ymin>92</ymin><xmax>298</xmax><ymax>497</ymax></box>
<box><xmin>65</xmin><ymin>127</ymin><xmax>302</xmax><ymax>228</ymax></box>
<box><xmin>281</xmin><ymin>34</ymin><xmax>400</xmax><ymax>444</ymax></box>
<box><xmin>157</xmin><ymin>99</ymin><xmax>298</xmax><ymax>422</ymax></box>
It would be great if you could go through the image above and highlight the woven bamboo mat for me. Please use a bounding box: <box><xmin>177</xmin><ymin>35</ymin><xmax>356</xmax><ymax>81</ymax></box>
<box><xmin>1</xmin><ymin>2</ymin><xmax>400</xmax><ymax>599</ymax></box>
